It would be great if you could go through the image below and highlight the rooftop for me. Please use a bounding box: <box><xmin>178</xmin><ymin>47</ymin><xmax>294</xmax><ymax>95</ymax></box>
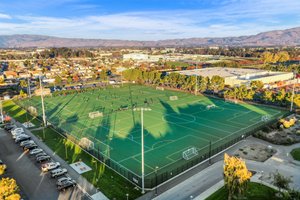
<box><xmin>174</xmin><ymin>67</ymin><xmax>266</xmax><ymax>78</ymax></box>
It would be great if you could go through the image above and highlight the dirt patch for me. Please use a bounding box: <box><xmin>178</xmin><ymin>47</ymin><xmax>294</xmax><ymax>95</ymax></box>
<box><xmin>233</xmin><ymin>143</ymin><xmax>276</xmax><ymax>162</ymax></box>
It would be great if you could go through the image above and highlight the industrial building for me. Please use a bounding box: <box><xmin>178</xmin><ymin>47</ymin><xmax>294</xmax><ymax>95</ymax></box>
<box><xmin>174</xmin><ymin>67</ymin><xmax>294</xmax><ymax>87</ymax></box>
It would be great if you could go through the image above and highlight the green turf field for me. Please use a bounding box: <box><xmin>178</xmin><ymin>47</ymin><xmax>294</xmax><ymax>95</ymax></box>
<box><xmin>17</xmin><ymin>84</ymin><xmax>287</xmax><ymax>186</ymax></box>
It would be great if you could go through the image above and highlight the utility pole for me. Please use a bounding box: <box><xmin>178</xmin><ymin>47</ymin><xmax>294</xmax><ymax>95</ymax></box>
<box><xmin>39</xmin><ymin>76</ymin><xmax>47</xmax><ymax>126</ymax></box>
<box><xmin>133</xmin><ymin>107</ymin><xmax>152</xmax><ymax>194</ymax></box>
<box><xmin>290</xmin><ymin>71</ymin><xmax>297</xmax><ymax>112</ymax></box>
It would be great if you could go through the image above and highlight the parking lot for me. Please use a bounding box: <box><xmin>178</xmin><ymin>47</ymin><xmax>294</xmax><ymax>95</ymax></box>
<box><xmin>0</xmin><ymin>125</ymin><xmax>87</xmax><ymax>200</ymax></box>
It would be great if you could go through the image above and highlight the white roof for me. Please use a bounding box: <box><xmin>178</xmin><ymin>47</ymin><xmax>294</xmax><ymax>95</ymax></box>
<box><xmin>174</xmin><ymin>67</ymin><xmax>265</xmax><ymax>78</ymax></box>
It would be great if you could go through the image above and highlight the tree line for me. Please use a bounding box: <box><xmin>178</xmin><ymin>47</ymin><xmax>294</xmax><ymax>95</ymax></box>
<box><xmin>123</xmin><ymin>68</ymin><xmax>300</xmax><ymax>109</ymax></box>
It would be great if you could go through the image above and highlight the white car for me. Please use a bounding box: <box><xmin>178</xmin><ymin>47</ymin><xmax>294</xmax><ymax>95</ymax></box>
<box><xmin>13</xmin><ymin>133</ymin><xmax>27</xmax><ymax>139</ymax></box>
<box><xmin>11</xmin><ymin>127</ymin><xmax>23</xmax><ymax>133</ymax></box>
<box><xmin>41</xmin><ymin>162</ymin><xmax>60</xmax><ymax>172</ymax></box>
<box><xmin>11</xmin><ymin>128</ymin><xmax>24</xmax><ymax>135</ymax></box>
<box><xmin>56</xmin><ymin>177</ymin><xmax>72</xmax><ymax>186</ymax></box>
<box><xmin>12</xmin><ymin>130</ymin><xmax>25</xmax><ymax>138</ymax></box>
<box><xmin>29</xmin><ymin>148</ymin><xmax>43</xmax><ymax>155</ymax></box>
<box><xmin>51</xmin><ymin>168</ymin><xmax>67</xmax><ymax>178</ymax></box>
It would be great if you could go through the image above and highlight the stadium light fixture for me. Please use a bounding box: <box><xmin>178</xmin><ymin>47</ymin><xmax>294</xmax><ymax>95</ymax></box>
<box><xmin>39</xmin><ymin>76</ymin><xmax>47</xmax><ymax>126</ymax></box>
<box><xmin>133</xmin><ymin>107</ymin><xmax>152</xmax><ymax>194</ymax></box>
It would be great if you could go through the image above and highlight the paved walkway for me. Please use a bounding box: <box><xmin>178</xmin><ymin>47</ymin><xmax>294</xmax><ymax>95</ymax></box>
<box><xmin>13</xmin><ymin>120</ymin><xmax>109</xmax><ymax>200</ymax></box>
<box><xmin>151</xmin><ymin>137</ymin><xmax>300</xmax><ymax>200</ymax></box>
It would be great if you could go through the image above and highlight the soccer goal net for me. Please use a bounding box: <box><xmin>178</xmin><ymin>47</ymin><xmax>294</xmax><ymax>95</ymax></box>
<box><xmin>89</xmin><ymin>111</ymin><xmax>103</xmax><ymax>119</ymax></box>
<box><xmin>206</xmin><ymin>104</ymin><xmax>216</xmax><ymax>110</ymax></box>
<box><xmin>28</xmin><ymin>106</ymin><xmax>38</xmax><ymax>116</ymax></box>
<box><xmin>156</xmin><ymin>86</ymin><xmax>164</xmax><ymax>91</ymax></box>
<box><xmin>79</xmin><ymin>137</ymin><xmax>94</xmax><ymax>150</ymax></box>
<box><xmin>182</xmin><ymin>147</ymin><xmax>198</xmax><ymax>160</ymax></box>
<box><xmin>169</xmin><ymin>96</ymin><xmax>178</xmax><ymax>101</ymax></box>
<box><xmin>261</xmin><ymin>115</ymin><xmax>271</xmax><ymax>122</ymax></box>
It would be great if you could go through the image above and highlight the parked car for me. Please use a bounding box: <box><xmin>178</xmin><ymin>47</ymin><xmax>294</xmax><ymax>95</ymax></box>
<box><xmin>41</xmin><ymin>162</ymin><xmax>60</xmax><ymax>172</ymax></box>
<box><xmin>35</xmin><ymin>152</ymin><xmax>47</xmax><ymax>158</ymax></box>
<box><xmin>56</xmin><ymin>177</ymin><xmax>72</xmax><ymax>186</ymax></box>
<box><xmin>57</xmin><ymin>179</ymin><xmax>76</xmax><ymax>191</ymax></box>
<box><xmin>23</xmin><ymin>143</ymin><xmax>38</xmax><ymax>151</ymax></box>
<box><xmin>0</xmin><ymin>159</ymin><xmax>7</xmax><ymax>171</ymax></box>
<box><xmin>15</xmin><ymin>135</ymin><xmax>31</xmax><ymax>143</ymax></box>
<box><xmin>29</xmin><ymin>148</ymin><xmax>43</xmax><ymax>155</ymax></box>
<box><xmin>12</xmin><ymin>132</ymin><xmax>25</xmax><ymax>139</ymax></box>
<box><xmin>36</xmin><ymin>155</ymin><xmax>51</xmax><ymax>163</ymax></box>
<box><xmin>4</xmin><ymin>124</ymin><xmax>16</xmax><ymax>131</ymax></box>
<box><xmin>11</xmin><ymin>127</ymin><xmax>23</xmax><ymax>134</ymax></box>
<box><xmin>50</xmin><ymin>168</ymin><xmax>67</xmax><ymax>178</ymax></box>
<box><xmin>20</xmin><ymin>140</ymin><xmax>35</xmax><ymax>147</ymax></box>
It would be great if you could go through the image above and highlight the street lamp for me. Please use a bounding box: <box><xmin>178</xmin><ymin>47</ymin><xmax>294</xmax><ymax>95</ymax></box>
<box><xmin>126</xmin><ymin>193</ymin><xmax>129</xmax><ymax>200</ymax></box>
<box><xmin>133</xmin><ymin>107</ymin><xmax>152</xmax><ymax>194</ymax></box>
<box><xmin>155</xmin><ymin>166</ymin><xmax>159</xmax><ymax>196</ymax></box>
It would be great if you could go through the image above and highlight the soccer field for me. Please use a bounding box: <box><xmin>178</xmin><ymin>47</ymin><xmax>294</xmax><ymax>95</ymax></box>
<box><xmin>18</xmin><ymin>84</ymin><xmax>287</xmax><ymax>187</ymax></box>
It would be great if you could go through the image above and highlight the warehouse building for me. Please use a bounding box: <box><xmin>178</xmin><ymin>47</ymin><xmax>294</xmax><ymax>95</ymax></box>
<box><xmin>174</xmin><ymin>67</ymin><xmax>294</xmax><ymax>87</ymax></box>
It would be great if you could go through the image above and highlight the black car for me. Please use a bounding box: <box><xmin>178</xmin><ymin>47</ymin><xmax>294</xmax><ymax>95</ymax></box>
<box><xmin>57</xmin><ymin>180</ymin><xmax>76</xmax><ymax>191</ymax></box>
<box><xmin>36</xmin><ymin>155</ymin><xmax>51</xmax><ymax>163</ymax></box>
<box><xmin>23</xmin><ymin>143</ymin><xmax>38</xmax><ymax>151</ymax></box>
<box><xmin>4</xmin><ymin>124</ymin><xmax>16</xmax><ymax>131</ymax></box>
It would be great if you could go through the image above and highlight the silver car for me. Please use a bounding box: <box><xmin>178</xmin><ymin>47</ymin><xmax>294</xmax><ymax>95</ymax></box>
<box><xmin>51</xmin><ymin>168</ymin><xmax>67</xmax><ymax>178</ymax></box>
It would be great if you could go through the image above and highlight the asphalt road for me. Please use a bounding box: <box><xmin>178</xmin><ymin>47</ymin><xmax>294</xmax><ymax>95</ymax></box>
<box><xmin>0</xmin><ymin>128</ymin><xmax>78</xmax><ymax>200</ymax></box>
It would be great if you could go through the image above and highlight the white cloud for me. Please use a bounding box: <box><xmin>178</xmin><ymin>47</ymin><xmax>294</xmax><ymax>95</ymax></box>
<box><xmin>0</xmin><ymin>13</ymin><xmax>11</xmax><ymax>19</ymax></box>
<box><xmin>0</xmin><ymin>0</ymin><xmax>300</xmax><ymax>40</ymax></box>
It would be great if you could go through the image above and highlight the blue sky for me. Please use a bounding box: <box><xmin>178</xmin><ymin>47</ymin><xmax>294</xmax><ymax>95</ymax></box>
<box><xmin>0</xmin><ymin>0</ymin><xmax>299</xmax><ymax>40</ymax></box>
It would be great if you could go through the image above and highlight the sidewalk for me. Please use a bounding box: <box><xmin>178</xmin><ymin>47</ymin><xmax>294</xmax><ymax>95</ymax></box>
<box><xmin>13</xmin><ymin>119</ymin><xmax>109</xmax><ymax>200</ymax></box>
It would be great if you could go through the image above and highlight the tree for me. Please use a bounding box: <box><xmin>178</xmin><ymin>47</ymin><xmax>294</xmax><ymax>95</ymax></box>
<box><xmin>262</xmin><ymin>90</ymin><xmax>274</xmax><ymax>103</ymax></box>
<box><xmin>100</xmin><ymin>70</ymin><xmax>107</xmax><ymax>82</ymax></box>
<box><xmin>272</xmin><ymin>171</ymin><xmax>291</xmax><ymax>192</ymax></box>
<box><xmin>209</xmin><ymin>76</ymin><xmax>225</xmax><ymax>93</ymax></box>
<box><xmin>0</xmin><ymin>165</ymin><xmax>5</xmax><ymax>175</ymax></box>
<box><xmin>54</xmin><ymin>75</ymin><xmax>62</xmax><ymax>85</ymax></box>
<box><xmin>0</xmin><ymin>178</ymin><xmax>20</xmax><ymax>200</ymax></box>
<box><xmin>261</xmin><ymin>52</ymin><xmax>274</xmax><ymax>64</ymax></box>
<box><xmin>67</xmin><ymin>77</ymin><xmax>72</xmax><ymax>84</ymax></box>
<box><xmin>19</xmin><ymin>80</ymin><xmax>27</xmax><ymax>88</ymax></box>
<box><xmin>223</xmin><ymin>153</ymin><xmax>252</xmax><ymax>200</ymax></box>
<box><xmin>277</xmin><ymin>51</ymin><xmax>290</xmax><ymax>63</ymax></box>
<box><xmin>250</xmin><ymin>80</ymin><xmax>264</xmax><ymax>90</ymax></box>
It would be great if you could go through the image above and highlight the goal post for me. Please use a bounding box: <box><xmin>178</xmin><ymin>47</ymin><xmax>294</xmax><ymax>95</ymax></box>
<box><xmin>182</xmin><ymin>147</ymin><xmax>198</xmax><ymax>160</ymax></box>
<box><xmin>169</xmin><ymin>96</ymin><xmax>178</xmax><ymax>101</ymax></box>
<box><xmin>156</xmin><ymin>86</ymin><xmax>164</xmax><ymax>91</ymax></box>
<box><xmin>206</xmin><ymin>104</ymin><xmax>216</xmax><ymax>110</ymax></box>
<box><xmin>89</xmin><ymin>111</ymin><xmax>103</xmax><ymax>119</ymax></box>
<box><xmin>28</xmin><ymin>106</ymin><xmax>38</xmax><ymax>116</ymax></box>
<box><xmin>261</xmin><ymin>115</ymin><xmax>271</xmax><ymax>122</ymax></box>
<box><xmin>79</xmin><ymin>137</ymin><xmax>94</xmax><ymax>150</ymax></box>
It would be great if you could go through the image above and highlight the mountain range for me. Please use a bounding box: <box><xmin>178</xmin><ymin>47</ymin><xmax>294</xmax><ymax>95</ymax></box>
<box><xmin>0</xmin><ymin>27</ymin><xmax>300</xmax><ymax>48</ymax></box>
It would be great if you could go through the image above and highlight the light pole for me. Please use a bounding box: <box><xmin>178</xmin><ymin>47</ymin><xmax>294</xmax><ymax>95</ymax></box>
<box><xmin>133</xmin><ymin>107</ymin><xmax>152</xmax><ymax>194</ymax></box>
<box><xmin>194</xmin><ymin>66</ymin><xmax>198</xmax><ymax>96</ymax></box>
<box><xmin>39</xmin><ymin>76</ymin><xmax>47</xmax><ymax>126</ymax></box>
<box><xmin>0</xmin><ymin>99</ymin><xmax>3</xmax><ymax>123</ymax></box>
<box><xmin>155</xmin><ymin>166</ymin><xmax>159</xmax><ymax>196</ymax></box>
<box><xmin>290</xmin><ymin>71</ymin><xmax>297</xmax><ymax>112</ymax></box>
<box><xmin>126</xmin><ymin>193</ymin><xmax>129</xmax><ymax>200</ymax></box>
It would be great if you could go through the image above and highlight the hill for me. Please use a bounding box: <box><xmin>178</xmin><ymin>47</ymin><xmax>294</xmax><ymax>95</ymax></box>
<box><xmin>0</xmin><ymin>27</ymin><xmax>300</xmax><ymax>48</ymax></box>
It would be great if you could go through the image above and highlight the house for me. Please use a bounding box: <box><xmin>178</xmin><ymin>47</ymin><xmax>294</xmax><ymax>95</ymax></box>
<box><xmin>4</xmin><ymin>71</ymin><xmax>18</xmax><ymax>79</ymax></box>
